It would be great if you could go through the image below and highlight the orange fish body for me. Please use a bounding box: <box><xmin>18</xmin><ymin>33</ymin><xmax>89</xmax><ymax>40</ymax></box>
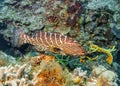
<box><xmin>13</xmin><ymin>29</ymin><xmax>86</xmax><ymax>56</ymax></box>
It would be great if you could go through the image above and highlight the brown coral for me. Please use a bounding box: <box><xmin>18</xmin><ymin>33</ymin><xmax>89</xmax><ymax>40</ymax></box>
<box><xmin>29</xmin><ymin>54</ymin><xmax>73</xmax><ymax>86</ymax></box>
<box><xmin>30</xmin><ymin>54</ymin><xmax>55</xmax><ymax>65</ymax></box>
<box><xmin>33</xmin><ymin>61</ymin><xmax>63</xmax><ymax>86</ymax></box>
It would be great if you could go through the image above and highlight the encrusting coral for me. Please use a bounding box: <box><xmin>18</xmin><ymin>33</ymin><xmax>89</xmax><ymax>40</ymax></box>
<box><xmin>86</xmin><ymin>65</ymin><xmax>118</xmax><ymax>86</ymax></box>
<box><xmin>71</xmin><ymin>67</ymin><xmax>87</xmax><ymax>85</ymax></box>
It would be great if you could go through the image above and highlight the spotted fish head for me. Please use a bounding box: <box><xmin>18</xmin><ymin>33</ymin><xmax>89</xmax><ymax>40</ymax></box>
<box><xmin>62</xmin><ymin>41</ymin><xmax>86</xmax><ymax>56</ymax></box>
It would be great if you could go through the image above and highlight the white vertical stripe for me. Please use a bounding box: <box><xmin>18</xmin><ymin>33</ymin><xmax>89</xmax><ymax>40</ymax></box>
<box><xmin>23</xmin><ymin>34</ymin><xmax>26</xmax><ymax>43</ymax></box>
<box><xmin>45</xmin><ymin>32</ymin><xmax>50</xmax><ymax>46</ymax></box>
<box><xmin>50</xmin><ymin>33</ymin><xmax>53</xmax><ymax>45</ymax></box>
<box><xmin>27</xmin><ymin>35</ymin><xmax>31</xmax><ymax>43</ymax></box>
<box><xmin>64</xmin><ymin>36</ymin><xmax>67</xmax><ymax>44</ymax></box>
<box><xmin>55</xmin><ymin>33</ymin><xmax>59</xmax><ymax>46</ymax></box>
<box><xmin>24</xmin><ymin>35</ymin><xmax>29</xmax><ymax>43</ymax></box>
<box><xmin>74</xmin><ymin>40</ymin><xmax>77</xmax><ymax>43</ymax></box>
<box><xmin>59</xmin><ymin>34</ymin><xmax>63</xmax><ymax>44</ymax></box>
<box><xmin>41</xmin><ymin>45</ymin><xmax>44</xmax><ymax>51</ymax></box>
<box><xmin>40</xmin><ymin>32</ymin><xmax>44</xmax><ymax>44</ymax></box>
<box><xmin>35</xmin><ymin>34</ymin><xmax>39</xmax><ymax>45</ymax></box>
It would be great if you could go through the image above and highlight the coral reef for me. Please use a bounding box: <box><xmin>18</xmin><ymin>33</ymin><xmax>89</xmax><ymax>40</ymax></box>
<box><xmin>71</xmin><ymin>65</ymin><xmax>118</xmax><ymax>86</ymax></box>
<box><xmin>0</xmin><ymin>0</ymin><xmax>119</xmax><ymax>59</ymax></box>
<box><xmin>86</xmin><ymin>65</ymin><xmax>118</xmax><ymax>86</ymax></box>
<box><xmin>30</xmin><ymin>54</ymin><xmax>73</xmax><ymax>86</ymax></box>
<box><xmin>87</xmin><ymin>0</ymin><xmax>120</xmax><ymax>41</ymax></box>
<box><xmin>0</xmin><ymin>64</ymin><xmax>32</xmax><ymax>86</ymax></box>
<box><xmin>0</xmin><ymin>51</ymin><xmax>16</xmax><ymax>66</ymax></box>
<box><xmin>44</xmin><ymin>0</ymin><xmax>83</xmax><ymax>35</ymax></box>
<box><xmin>87</xmin><ymin>0</ymin><xmax>117</xmax><ymax>11</ymax></box>
<box><xmin>0</xmin><ymin>0</ymin><xmax>83</xmax><ymax>38</ymax></box>
<box><xmin>0</xmin><ymin>0</ymin><xmax>119</xmax><ymax>47</ymax></box>
<box><xmin>33</xmin><ymin>61</ymin><xmax>63</xmax><ymax>86</ymax></box>
<box><xmin>71</xmin><ymin>67</ymin><xmax>87</xmax><ymax>85</ymax></box>
<box><xmin>0</xmin><ymin>54</ymin><xmax>73</xmax><ymax>86</ymax></box>
<box><xmin>0</xmin><ymin>0</ymin><xmax>120</xmax><ymax>85</ymax></box>
<box><xmin>0</xmin><ymin>54</ymin><xmax>118</xmax><ymax>86</ymax></box>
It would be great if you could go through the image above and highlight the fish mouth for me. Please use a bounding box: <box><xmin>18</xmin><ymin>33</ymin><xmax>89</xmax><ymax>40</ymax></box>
<box><xmin>80</xmin><ymin>51</ymin><xmax>87</xmax><ymax>56</ymax></box>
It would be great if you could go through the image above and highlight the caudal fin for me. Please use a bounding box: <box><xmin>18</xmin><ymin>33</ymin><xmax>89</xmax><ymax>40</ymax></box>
<box><xmin>12</xmin><ymin>28</ymin><xmax>24</xmax><ymax>47</ymax></box>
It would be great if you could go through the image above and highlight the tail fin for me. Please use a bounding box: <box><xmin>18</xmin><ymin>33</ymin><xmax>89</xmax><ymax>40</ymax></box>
<box><xmin>12</xmin><ymin>28</ymin><xmax>24</xmax><ymax>47</ymax></box>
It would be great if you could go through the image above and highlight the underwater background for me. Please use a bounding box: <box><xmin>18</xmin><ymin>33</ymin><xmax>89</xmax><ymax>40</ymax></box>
<box><xmin>0</xmin><ymin>0</ymin><xmax>120</xmax><ymax>86</ymax></box>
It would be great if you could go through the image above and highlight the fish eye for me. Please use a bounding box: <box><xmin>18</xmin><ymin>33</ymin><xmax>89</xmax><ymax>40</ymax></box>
<box><xmin>53</xmin><ymin>47</ymin><xmax>62</xmax><ymax>52</ymax></box>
